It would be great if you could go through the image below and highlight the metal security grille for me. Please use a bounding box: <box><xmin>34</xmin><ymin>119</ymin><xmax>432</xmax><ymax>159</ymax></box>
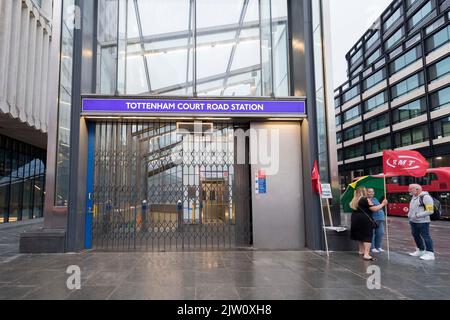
<box><xmin>91</xmin><ymin>121</ymin><xmax>251</xmax><ymax>251</ymax></box>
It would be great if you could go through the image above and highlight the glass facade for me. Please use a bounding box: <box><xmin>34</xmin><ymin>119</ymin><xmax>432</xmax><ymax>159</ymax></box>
<box><xmin>55</xmin><ymin>0</ymin><xmax>329</xmax><ymax>210</ymax></box>
<box><xmin>55</xmin><ymin>0</ymin><xmax>75</xmax><ymax>207</ymax></box>
<box><xmin>0</xmin><ymin>135</ymin><xmax>46</xmax><ymax>224</ymax></box>
<box><xmin>312</xmin><ymin>0</ymin><xmax>331</xmax><ymax>182</ymax></box>
<box><xmin>96</xmin><ymin>0</ymin><xmax>290</xmax><ymax>97</ymax></box>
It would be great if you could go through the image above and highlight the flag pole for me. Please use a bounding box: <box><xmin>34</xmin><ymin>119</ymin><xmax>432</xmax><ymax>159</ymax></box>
<box><xmin>320</xmin><ymin>197</ymin><xmax>330</xmax><ymax>258</ymax></box>
<box><xmin>326</xmin><ymin>199</ymin><xmax>334</xmax><ymax>228</ymax></box>
<box><xmin>384</xmin><ymin>174</ymin><xmax>391</xmax><ymax>261</ymax></box>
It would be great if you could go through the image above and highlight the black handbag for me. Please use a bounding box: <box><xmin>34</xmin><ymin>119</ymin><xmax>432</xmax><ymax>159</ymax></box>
<box><xmin>358</xmin><ymin>206</ymin><xmax>380</xmax><ymax>229</ymax></box>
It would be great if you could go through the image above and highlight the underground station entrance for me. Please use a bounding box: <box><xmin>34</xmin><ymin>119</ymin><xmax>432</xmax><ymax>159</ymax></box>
<box><xmin>81</xmin><ymin>97</ymin><xmax>306</xmax><ymax>252</ymax></box>
<box><xmin>86</xmin><ymin>120</ymin><xmax>252</xmax><ymax>252</ymax></box>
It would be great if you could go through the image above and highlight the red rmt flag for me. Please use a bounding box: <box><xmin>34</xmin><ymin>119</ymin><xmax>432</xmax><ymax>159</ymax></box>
<box><xmin>311</xmin><ymin>160</ymin><xmax>322</xmax><ymax>194</ymax></box>
<box><xmin>383</xmin><ymin>150</ymin><xmax>429</xmax><ymax>178</ymax></box>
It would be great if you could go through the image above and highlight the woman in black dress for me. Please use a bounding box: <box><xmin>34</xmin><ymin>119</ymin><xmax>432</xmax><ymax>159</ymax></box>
<box><xmin>350</xmin><ymin>187</ymin><xmax>388</xmax><ymax>261</ymax></box>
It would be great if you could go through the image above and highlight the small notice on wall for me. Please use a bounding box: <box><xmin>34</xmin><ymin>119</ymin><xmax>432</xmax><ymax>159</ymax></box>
<box><xmin>255</xmin><ymin>170</ymin><xmax>267</xmax><ymax>194</ymax></box>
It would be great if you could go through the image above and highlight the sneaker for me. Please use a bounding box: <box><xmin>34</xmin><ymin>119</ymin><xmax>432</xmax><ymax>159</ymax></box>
<box><xmin>409</xmin><ymin>249</ymin><xmax>426</xmax><ymax>257</ymax></box>
<box><xmin>420</xmin><ymin>252</ymin><xmax>435</xmax><ymax>261</ymax></box>
<box><xmin>371</xmin><ymin>249</ymin><xmax>380</xmax><ymax>253</ymax></box>
<box><xmin>378</xmin><ymin>248</ymin><xmax>385</xmax><ymax>252</ymax></box>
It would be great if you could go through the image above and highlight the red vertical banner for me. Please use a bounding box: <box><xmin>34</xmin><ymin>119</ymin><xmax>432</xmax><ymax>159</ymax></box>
<box><xmin>311</xmin><ymin>160</ymin><xmax>322</xmax><ymax>194</ymax></box>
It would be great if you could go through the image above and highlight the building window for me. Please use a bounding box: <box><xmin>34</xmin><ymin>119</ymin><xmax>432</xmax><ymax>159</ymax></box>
<box><xmin>336</xmin><ymin>115</ymin><xmax>342</xmax><ymax>126</ymax></box>
<box><xmin>394</xmin><ymin>124</ymin><xmax>429</xmax><ymax>147</ymax></box>
<box><xmin>366</xmin><ymin>136</ymin><xmax>391</xmax><ymax>154</ymax></box>
<box><xmin>391</xmin><ymin>72</ymin><xmax>424</xmax><ymax>99</ymax></box>
<box><xmin>385</xmin><ymin>28</ymin><xmax>404</xmax><ymax>51</ymax></box>
<box><xmin>433</xmin><ymin>117</ymin><xmax>450</xmax><ymax>138</ymax></box>
<box><xmin>364</xmin><ymin>91</ymin><xmax>387</xmax><ymax>112</ymax></box>
<box><xmin>383</xmin><ymin>7</ymin><xmax>402</xmax><ymax>31</ymax></box>
<box><xmin>343</xmin><ymin>105</ymin><xmax>361</xmax><ymax>122</ymax></box>
<box><xmin>405</xmin><ymin>32</ymin><xmax>422</xmax><ymax>48</ymax></box>
<box><xmin>350</xmin><ymin>47</ymin><xmax>363</xmax><ymax>66</ymax></box>
<box><xmin>367</xmin><ymin>49</ymin><xmax>381</xmax><ymax>66</ymax></box>
<box><xmin>342</xmin><ymin>85</ymin><xmax>359</xmax><ymax>103</ymax></box>
<box><xmin>389</xmin><ymin>46</ymin><xmax>421</xmax><ymax>74</ymax></box>
<box><xmin>337</xmin><ymin>132</ymin><xmax>343</xmax><ymax>144</ymax></box>
<box><xmin>425</xmin><ymin>16</ymin><xmax>445</xmax><ymax>35</ymax></box>
<box><xmin>335</xmin><ymin>97</ymin><xmax>341</xmax><ymax>107</ymax></box>
<box><xmin>363</xmin><ymin>69</ymin><xmax>385</xmax><ymax>90</ymax></box>
<box><xmin>408</xmin><ymin>1</ymin><xmax>433</xmax><ymax>30</ymax></box>
<box><xmin>350</xmin><ymin>64</ymin><xmax>363</xmax><ymax>77</ymax></box>
<box><xmin>338</xmin><ymin>149</ymin><xmax>343</xmax><ymax>162</ymax></box>
<box><xmin>365</xmin><ymin>113</ymin><xmax>389</xmax><ymax>134</ymax></box>
<box><xmin>425</xmin><ymin>25</ymin><xmax>450</xmax><ymax>53</ymax></box>
<box><xmin>0</xmin><ymin>135</ymin><xmax>46</xmax><ymax>224</ymax></box>
<box><xmin>430</xmin><ymin>86</ymin><xmax>450</xmax><ymax>110</ymax></box>
<box><xmin>366</xmin><ymin>31</ymin><xmax>380</xmax><ymax>50</ymax></box>
<box><xmin>406</xmin><ymin>0</ymin><xmax>420</xmax><ymax>8</ymax></box>
<box><xmin>32</xmin><ymin>0</ymin><xmax>42</xmax><ymax>8</ymax></box>
<box><xmin>343</xmin><ymin>124</ymin><xmax>363</xmax><ymax>141</ymax></box>
<box><xmin>392</xmin><ymin>98</ymin><xmax>427</xmax><ymax>124</ymax></box>
<box><xmin>344</xmin><ymin>144</ymin><xmax>364</xmax><ymax>160</ymax></box>
<box><xmin>428</xmin><ymin>56</ymin><xmax>450</xmax><ymax>82</ymax></box>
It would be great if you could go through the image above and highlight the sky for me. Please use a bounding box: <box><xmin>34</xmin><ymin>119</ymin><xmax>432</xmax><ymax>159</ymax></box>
<box><xmin>329</xmin><ymin>0</ymin><xmax>392</xmax><ymax>88</ymax></box>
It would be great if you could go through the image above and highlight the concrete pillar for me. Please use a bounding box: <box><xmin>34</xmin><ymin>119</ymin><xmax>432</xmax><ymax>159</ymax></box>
<box><xmin>17</xmin><ymin>4</ymin><xmax>31</xmax><ymax>122</ymax></box>
<box><xmin>6</xmin><ymin>0</ymin><xmax>22</xmax><ymax>118</ymax></box>
<box><xmin>33</xmin><ymin>21</ymin><xmax>44</xmax><ymax>130</ymax></box>
<box><xmin>40</xmin><ymin>32</ymin><xmax>50</xmax><ymax>132</ymax></box>
<box><xmin>25</xmin><ymin>9</ymin><xmax>37</xmax><ymax>127</ymax></box>
<box><xmin>0</xmin><ymin>0</ymin><xmax>13</xmax><ymax>111</ymax></box>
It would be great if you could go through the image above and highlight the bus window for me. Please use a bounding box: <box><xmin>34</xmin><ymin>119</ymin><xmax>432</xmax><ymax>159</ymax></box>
<box><xmin>398</xmin><ymin>193</ymin><xmax>410</xmax><ymax>203</ymax></box>
<box><xmin>388</xmin><ymin>193</ymin><xmax>410</xmax><ymax>203</ymax></box>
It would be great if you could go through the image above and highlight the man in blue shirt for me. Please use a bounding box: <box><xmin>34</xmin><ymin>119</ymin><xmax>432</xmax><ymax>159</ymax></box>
<box><xmin>367</xmin><ymin>188</ymin><xmax>385</xmax><ymax>253</ymax></box>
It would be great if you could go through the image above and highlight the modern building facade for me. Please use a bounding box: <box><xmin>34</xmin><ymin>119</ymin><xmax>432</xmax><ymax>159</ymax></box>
<box><xmin>335</xmin><ymin>0</ymin><xmax>450</xmax><ymax>190</ymax></box>
<box><xmin>0</xmin><ymin>0</ymin><xmax>57</xmax><ymax>223</ymax></box>
<box><xmin>22</xmin><ymin>0</ymin><xmax>339</xmax><ymax>253</ymax></box>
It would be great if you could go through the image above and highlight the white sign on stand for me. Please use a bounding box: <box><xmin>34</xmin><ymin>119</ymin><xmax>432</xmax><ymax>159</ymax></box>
<box><xmin>321</xmin><ymin>184</ymin><xmax>333</xmax><ymax>199</ymax></box>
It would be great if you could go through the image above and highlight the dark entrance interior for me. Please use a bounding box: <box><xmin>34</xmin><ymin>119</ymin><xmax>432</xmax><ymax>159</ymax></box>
<box><xmin>89</xmin><ymin>121</ymin><xmax>251</xmax><ymax>251</ymax></box>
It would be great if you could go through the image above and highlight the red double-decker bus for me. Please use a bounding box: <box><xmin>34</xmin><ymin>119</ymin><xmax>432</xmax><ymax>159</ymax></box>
<box><xmin>386</xmin><ymin>168</ymin><xmax>450</xmax><ymax>219</ymax></box>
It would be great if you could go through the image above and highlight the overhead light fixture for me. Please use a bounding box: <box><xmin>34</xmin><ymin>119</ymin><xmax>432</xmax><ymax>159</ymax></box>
<box><xmin>267</xmin><ymin>118</ymin><xmax>303</xmax><ymax>121</ymax></box>
<box><xmin>196</xmin><ymin>118</ymin><xmax>232</xmax><ymax>121</ymax></box>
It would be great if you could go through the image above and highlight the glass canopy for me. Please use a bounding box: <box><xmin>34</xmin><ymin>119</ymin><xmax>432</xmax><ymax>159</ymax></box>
<box><xmin>96</xmin><ymin>0</ymin><xmax>290</xmax><ymax>97</ymax></box>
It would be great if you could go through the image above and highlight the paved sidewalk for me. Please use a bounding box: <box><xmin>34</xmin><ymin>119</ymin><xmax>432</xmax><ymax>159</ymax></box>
<box><xmin>0</xmin><ymin>217</ymin><xmax>449</xmax><ymax>300</ymax></box>
<box><xmin>0</xmin><ymin>219</ymin><xmax>43</xmax><ymax>263</ymax></box>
